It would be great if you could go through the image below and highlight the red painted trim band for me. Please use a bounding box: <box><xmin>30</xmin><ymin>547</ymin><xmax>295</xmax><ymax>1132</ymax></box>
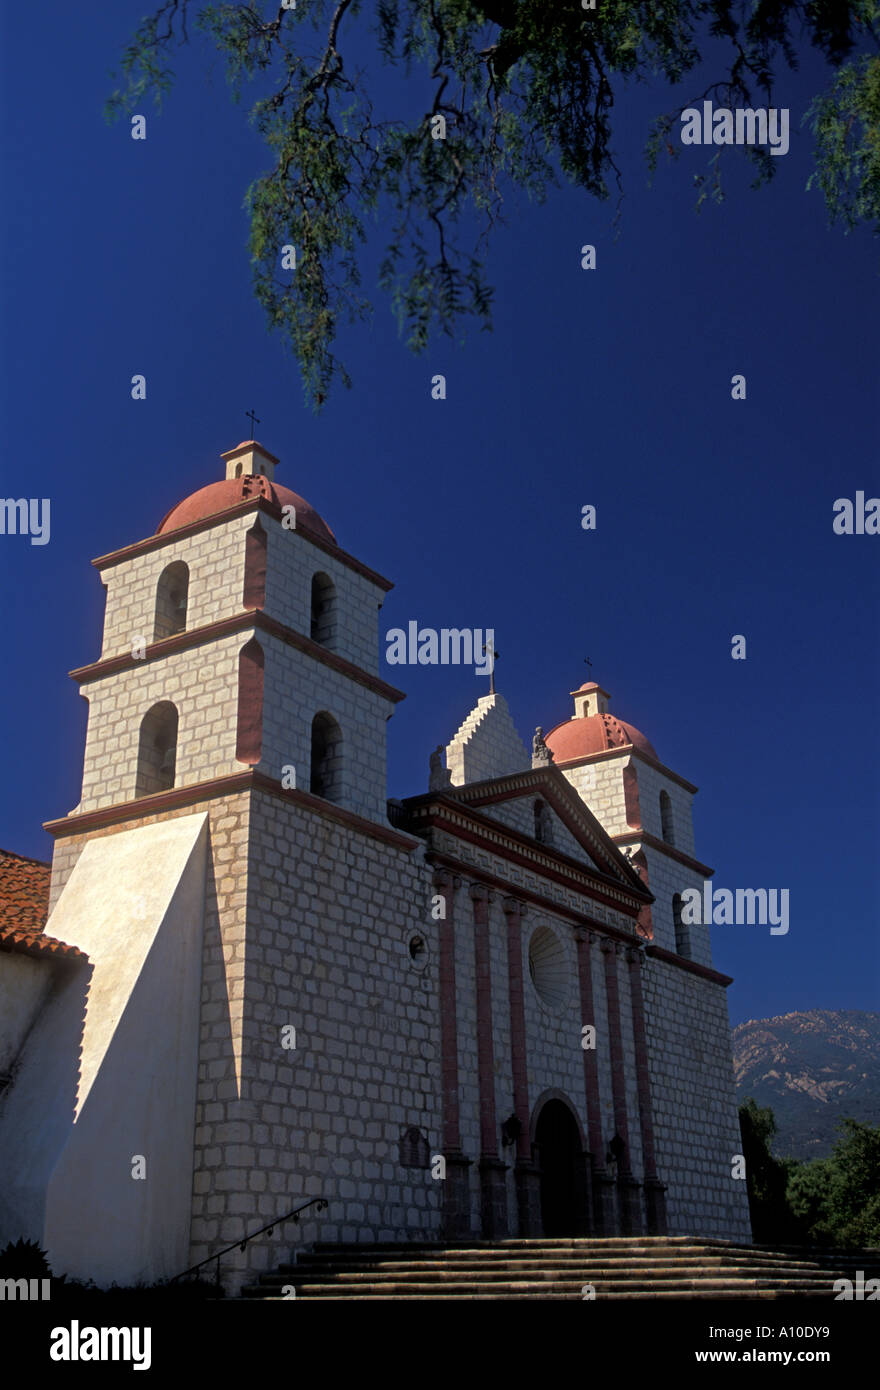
<box><xmin>70</xmin><ymin>609</ymin><xmax>406</xmax><ymax>705</ymax></box>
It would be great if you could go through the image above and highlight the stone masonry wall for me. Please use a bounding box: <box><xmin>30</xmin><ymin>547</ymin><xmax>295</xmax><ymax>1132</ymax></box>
<box><xmin>641</xmin><ymin>844</ymin><xmax>713</xmax><ymax>968</ymax></box>
<box><xmin>642</xmin><ymin>954</ymin><xmax>751</xmax><ymax>1241</ymax></box>
<box><xmin>262</xmin><ymin>514</ymin><xmax>388</xmax><ymax>676</ymax></box>
<box><xmin>479</xmin><ymin>795</ymin><xmax>604</xmax><ymax>876</ymax></box>
<box><xmin>48</xmin><ymin>792</ymin><xmax>250</xmax><ymax>912</ymax></box>
<box><xmin>76</xmin><ymin>632</ymin><xmax>251</xmax><ymax>813</ymax></box>
<box><xmin>634</xmin><ymin>758</ymin><xmax>697</xmax><ymax>860</ymax></box>
<box><xmin>258</xmin><ymin>632</ymin><xmax>393</xmax><ymax>824</ymax></box>
<box><xmin>446</xmin><ymin>695</ymin><xmax>530</xmax><ymax>787</ymax></box>
<box><xmin>186</xmin><ymin>789</ymin><xmax>443</xmax><ymax>1292</ymax></box>
<box><xmin>99</xmin><ymin>515</ymin><xmax>254</xmax><ymax>660</ymax></box>
<box><xmin>437</xmin><ymin>834</ymin><xmax>645</xmax><ymax>1234</ymax></box>
<box><xmin>563</xmin><ymin>755</ymin><xmax>633</xmax><ymax>836</ymax></box>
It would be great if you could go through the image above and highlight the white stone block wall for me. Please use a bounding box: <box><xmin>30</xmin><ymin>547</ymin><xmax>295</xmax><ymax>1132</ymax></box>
<box><xmin>439</xmin><ymin>832</ymin><xmax>745</xmax><ymax>1241</ymax></box>
<box><xmin>446</xmin><ymin>695</ymin><xmax>530</xmax><ymax>786</ymax></box>
<box><xmin>187</xmin><ymin>790</ymin><xmax>443</xmax><ymax>1291</ymax></box>
<box><xmin>257</xmin><ymin>632</ymin><xmax>394</xmax><ymax>824</ymax></box>
<box><xmin>562</xmin><ymin>753</ymin><xmax>697</xmax><ymax>863</ymax></box>
<box><xmin>591</xmin><ymin>937</ymin><xmax>615</xmax><ymax>1157</ymax></box>
<box><xmin>76</xmin><ymin>632</ymin><xmax>251</xmax><ymax>812</ymax></box>
<box><xmin>643</xmin><ymin>955</ymin><xmax>751</xmax><ymax>1241</ymax></box>
<box><xmin>46</xmin><ymin>788</ymin><xmax>749</xmax><ymax>1271</ymax></box>
<box><xmin>98</xmin><ymin>510</ymin><xmax>389</xmax><ymax>680</ymax></box>
<box><xmin>477</xmin><ymin>796</ymin><xmax>558</xmax><ymax>857</ymax></box>
<box><xmin>563</xmin><ymin>755</ymin><xmax>633</xmax><ymax>835</ymax></box>
<box><xmin>516</xmin><ymin>906</ymin><xmax>589</xmax><ymax>1156</ymax></box>
<box><xmin>262</xmin><ymin>515</ymin><xmax>388</xmax><ymax>675</ymax></box>
<box><xmin>99</xmin><ymin>516</ymin><xmax>253</xmax><ymax>660</ymax></box>
<box><xmin>634</xmin><ymin>759</ymin><xmax>696</xmax><ymax>860</ymax></box>
<box><xmin>548</xmin><ymin>808</ymin><xmax>606</xmax><ymax>870</ymax></box>
<box><xmin>48</xmin><ymin>793</ymin><xmax>251</xmax><ymax>910</ymax></box>
<box><xmin>614</xmin><ymin>958</ymin><xmax>645</xmax><ymax>1181</ymax></box>
<box><xmin>447</xmin><ymin>848</ymin><xmax>648</xmax><ymax>1233</ymax></box>
<box><xmin>448</xmin><ymin>880</ymin><xmax>481</xmax><ymax>1225</ymax></box>
<box><xmin>479</xmin><ymin>795</ymin><xmax>603</xmax><ymax>874</ymax></box>
<box><xmin>641</xmin><ymin>844</ymin><xmax>714</xmax><ymax>968</ymax></box>
<box><xmin>43</xmin><ymin>794</ymin><xmax>251</xmax><ymax>1286</ymax></box>
<box><xmin>477</xmin><ymin>794</ymin><xmax>533</xmax><ymax>839</ymax></box>
<box><xmin>560</xmin><ymin>753</ymin><xmax>712</xmax><ymax>965</ymax></box>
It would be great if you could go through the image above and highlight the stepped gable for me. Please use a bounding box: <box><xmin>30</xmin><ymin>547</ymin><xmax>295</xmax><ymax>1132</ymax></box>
<box><xmin>445</xmin><ymin>692</ymin><xmax>530</xmax><ymax>786</ymax></box>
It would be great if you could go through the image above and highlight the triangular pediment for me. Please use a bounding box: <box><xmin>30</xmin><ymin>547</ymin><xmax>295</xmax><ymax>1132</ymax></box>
<box><xmin>428</xmin><ymin>766</ymin><xmax>648</xmax><ymax>896</ymax></box>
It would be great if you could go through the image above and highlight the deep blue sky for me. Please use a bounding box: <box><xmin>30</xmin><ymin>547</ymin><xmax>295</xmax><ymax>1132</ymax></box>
<box><xmin>1</xmin><ymin>3</ymin><xmax>877</xmax><ymax>1025</ymax></box>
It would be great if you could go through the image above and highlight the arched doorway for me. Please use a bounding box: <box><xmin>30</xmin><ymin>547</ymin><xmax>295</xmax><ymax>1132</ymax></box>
<box><xmin>534</xmin><ymin>1099</ymin><xmax>586</xmax><ymax>1236</ymax></box>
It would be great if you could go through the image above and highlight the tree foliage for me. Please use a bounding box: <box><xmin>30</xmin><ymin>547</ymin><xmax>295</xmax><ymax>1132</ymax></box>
<box><xmin>739</xmin><ymin>1096</ymin><xmax>797</xmax><ymax>1242</ymax></box>
<box><xmin>789</xmin><ymin>1117</ymin><xmax>880</xmax><ymax>1247</ymax></box>
<box><xmin>106</xmin><ymin>1</ymin><xmax>880</xmax><ymax>407</ymax></box>
<box><xmin>740</xmin><ymin>1100</ymin><xmax>880</xmax><ymax>1247</ymax></box>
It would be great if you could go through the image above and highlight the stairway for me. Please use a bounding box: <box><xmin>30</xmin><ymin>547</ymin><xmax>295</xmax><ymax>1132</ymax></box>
<box><xmin>240</xmin><ymin>1237</ymin><xmax>879</xmax><ymax>1300</ymax></box>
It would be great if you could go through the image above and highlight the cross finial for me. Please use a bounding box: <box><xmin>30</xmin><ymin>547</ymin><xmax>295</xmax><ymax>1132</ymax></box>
<box><xmin>245</xmin><ymin>408</ymin><xmax>260</xmax><ymax>438</ymax></box>
<box><xmin>483</xmin><ymin>640</ymin><xmax>500</xmax><ymax>696</ymax></box>
<box><xmin>584</xmin><ymin>655</ymin><xmax>593</xmax><ymax>676</ymax></box>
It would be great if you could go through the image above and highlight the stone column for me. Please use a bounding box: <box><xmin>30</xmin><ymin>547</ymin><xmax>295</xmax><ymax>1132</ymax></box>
<box><xmin>601</xmin><ymin>938</ymin><xmax>643</xmax><ymax>1235</ymax></box>
<box><xmin>626</xmin><ymin>944</ymin><xmax>668</xmax><ymax>1235</ymax></box>
<box><xmin>503</xmin><ymin>898</ymin><xmax>541</xmax><ymax>1236</ymax></box>
<box><xmin>471</xmin><ymin>884</ymin><xmax>508</xmax><ymax>1238</ymax></box>
<box><xmin>574</xmin><ymin>928</ymin><xmax>609</xmax><ymax>1233</ymax></box>
<box><xmin>434</xmin><ymin>868</ymin><xmax>471</xmax><ymax>1239</ymax></box>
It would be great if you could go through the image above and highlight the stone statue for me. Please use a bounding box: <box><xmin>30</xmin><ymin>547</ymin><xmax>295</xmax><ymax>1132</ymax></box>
<box><xmin>429</xmin><ymin>744</ymin><xmax>452</xmax><ymax>790</ymax></box>
<box><xmin>531</xmin><ymin>725</ymin><xmax>553</xmax><ymax>768</ymax></box>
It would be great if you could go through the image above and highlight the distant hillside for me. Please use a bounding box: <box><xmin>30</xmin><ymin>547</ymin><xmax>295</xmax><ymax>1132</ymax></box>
<box><xmin>732</xmin><ymin>1009</ymin><xmax>880</xmax><ymax>1161</ymax></box>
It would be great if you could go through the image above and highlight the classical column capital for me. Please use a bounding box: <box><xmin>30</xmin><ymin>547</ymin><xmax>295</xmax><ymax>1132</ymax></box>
<box><xmin>432</xmin><ymin>867</ymin><xmax>460</xmax><ymax>895</ymax></box>
<box><xmin>502</xmin><ymin>896</ymin><xmax>525</xmax><ymax>921</ymax></box>
<box><xmin>469</xmin><ymin>882</ymin><xmax>494</xmax><ymax>904</ymax></box>
<box><xmin>599</xmin><ymin>937</ymin><xmax>619</xmax><ymax>956</ymax></box>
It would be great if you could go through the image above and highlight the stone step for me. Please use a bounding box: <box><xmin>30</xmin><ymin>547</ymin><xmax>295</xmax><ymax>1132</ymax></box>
<box><xmin>245</xmin><ymin>1274</ymin><xmax>836</xmax><ymax>1294</ymax></box>
<box><xmin>243</xmin><ymin>1237</ymin><xmax>863</xmax><ymax>1301</ymax></box>
<box><xmin>257</xmin><ymin>1267</ymin><xmax>834</xmax><ymax>1284</ymax></box>
<box><xmin>252</xmin><ymin>1289</ymin><xmax>837</xmax><ymax>1301</ymax></box>
<box><xmin>312</xmin><ymin>1245</ymin><xmax>745</xmax><ymax>1256</ymax></box>
<box><xmin>246</xmin><ymin>1282</ymin><xmax>838</xmax><ymax>1300</ymax></box>
<box><xmin>287</xmin><ymin>1255</ymin><xmax>824</xmax><ymax>1273</ymax></box>
<box><xmin>304</xmin><ymin>1245</ymin><xmax>776</xmax><ymax>1262</ymax></box>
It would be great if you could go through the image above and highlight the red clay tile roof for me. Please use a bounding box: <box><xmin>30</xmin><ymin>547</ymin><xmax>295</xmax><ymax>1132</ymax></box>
<box><xmin>0</xmin><ymin>848</ymin><xmax>51</xmax><ymax>930</ymax></box>
<box><xmin>156</xmin><ymin>475</ymin><xmax>336</xmax><ymax>545</ymax></box>
<box><xmin>545</xmin><ymin>713</ymin><xmax>658</xmax><ymax>763</ymax></box>
<box><xmin>0</xmin><ymin>924</ymin><xmax>87</xmax><ymax>962</ymax></box>
<box><xmin>0</xmin><ymin>849</ymin><xmax>86</xmax><ymax>961</ymax></box>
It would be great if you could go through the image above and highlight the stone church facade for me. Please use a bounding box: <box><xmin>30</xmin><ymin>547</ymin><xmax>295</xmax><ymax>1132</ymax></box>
<box><xmin>0</xmin><ymin>440</ymin><xmax>751</xmax><ymax>1292</ymax></box>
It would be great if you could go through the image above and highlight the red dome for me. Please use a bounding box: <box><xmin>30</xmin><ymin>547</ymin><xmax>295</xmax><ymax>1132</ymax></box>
<box><xmin>545</xmin><ymin>712</ymin><xmax>658</xmax><ymax>763</ymax></box>
<box><xmin>156</xmin><ymin>475</ymin><xmax>336</xmax><ymax>545</ymax></box>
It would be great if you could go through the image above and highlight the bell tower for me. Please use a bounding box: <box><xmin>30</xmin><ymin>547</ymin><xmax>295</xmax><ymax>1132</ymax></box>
<box><xmin>544</xmin><ymin>682</ymin><xmax>715</xmax><ymax>968</ymax></box>
<box><xmin>31</xmin><ymin>438</ymin><xmax>415</xmax><ymax>1291</ymax></box>
<box><xmin>59</xmin><ymin>439</ymin><xmax>403</xmax><ymax>831</ymax></box>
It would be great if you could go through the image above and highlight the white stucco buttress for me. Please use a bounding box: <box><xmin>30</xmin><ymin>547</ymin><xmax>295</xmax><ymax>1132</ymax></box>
<box><xmin>0</xmin><ymin>813</ymin><xmax>208</xmax><ymax>1286</ymax></box>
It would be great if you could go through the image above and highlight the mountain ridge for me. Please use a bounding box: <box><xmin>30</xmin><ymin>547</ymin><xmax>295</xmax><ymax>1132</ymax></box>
<box><xmin>732</xmin><ymin>1008</ymin><xmax>880</xmax><ymax>1160</ymax></box>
